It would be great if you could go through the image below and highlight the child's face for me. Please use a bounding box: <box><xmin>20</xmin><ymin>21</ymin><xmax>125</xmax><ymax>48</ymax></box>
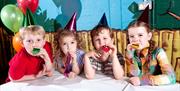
<box><xmin>93</xmin><ymin>29</ymin><xmax>113</xmax><ymax>50</ymax></box>
<box><xmin>22</xmin><ymin>34</ymin><xmax>45</xmax><ymax>55</ymax></box>
<box><xmin>128</xmin><ymin>26</ymin><xmax>152</xmax><ymax>49</ymax></box>
<box><xmin>60</xmin><ymin>36</ymin><xmax>77</xmax><ymax>55</ymax></box>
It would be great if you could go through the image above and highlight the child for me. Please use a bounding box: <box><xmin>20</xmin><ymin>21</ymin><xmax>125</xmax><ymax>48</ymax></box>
<box><xmin>126</xmin><ymin>21</ymin><xmax>176</xmax><ymax>86</ymax></box>
<box><xmin>54</xmin><ymin>29</ymin><xmax>85</xmax><ymax>78</ymax></box>
<box><xmin>83</xmin><ymin>25</ymin><xmax>124</xmax><ymax>80</ymax></box>
<box><xmin>8</xmin><ymin>25</ymin><xmax>53</xmax><ymax>82</ymax></box>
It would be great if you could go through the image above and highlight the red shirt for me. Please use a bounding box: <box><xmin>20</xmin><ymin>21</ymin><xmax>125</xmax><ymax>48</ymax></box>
<box><xmin>8</xmin><ymin>42</ymin><xmax>52</xmax><ymax>80</ymax></box>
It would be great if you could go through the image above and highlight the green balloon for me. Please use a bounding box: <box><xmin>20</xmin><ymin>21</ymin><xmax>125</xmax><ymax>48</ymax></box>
<box><xmin>0</xmin><ymin>4</ymin><xmax>24</xmax><ymax>33</ymax></box>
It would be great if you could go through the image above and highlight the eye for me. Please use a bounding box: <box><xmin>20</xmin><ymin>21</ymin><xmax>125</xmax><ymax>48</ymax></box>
<box><xmin>138</xmin><ymin>34</ymin><xmax>143</xmax><ymax>37</ymax></box>
<box><xmin>103</xmin><ymin>37</ymin><xmax>107</xmax><ymax>40</ymax></box>
<box><xmin>26</xmin><ymin>40</ymin><xmax>32</xmax><ymax>43</ymax></box>
<box><xmin>129</xmin><ymin>35</ymin><xmax>134</xmax><ymax>38</ymax></box>
<box><xmin>63</xmin><ymin>43</ymin><xmax>66</xmax><ymax>45</ymax></box>
<box><xmin>71</xmin><ymin>41</ymin><xmax>75</xmax><ymax>44</ymax></box>
<box><xmin>94</xmin><ymin>39</ymin><xmax>100</xmax><ymax>42</ymax></box>
<box><xmin>37</xmin><ymin>39</ymin><xmax>41</xmax><ymax>42</ymax></box>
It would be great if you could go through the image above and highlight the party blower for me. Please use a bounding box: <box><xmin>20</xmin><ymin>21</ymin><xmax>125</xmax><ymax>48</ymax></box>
<box><xmin>64</xmin><ymin>52</ymin><xmax>72</xmax><ymax>77</ymax></box>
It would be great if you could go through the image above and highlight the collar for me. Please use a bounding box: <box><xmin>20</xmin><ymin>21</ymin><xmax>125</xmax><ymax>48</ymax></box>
<box><xmin>136</xmin><ymin>43</ymin><xmax>150</xmax><ymax>57</ymax></box>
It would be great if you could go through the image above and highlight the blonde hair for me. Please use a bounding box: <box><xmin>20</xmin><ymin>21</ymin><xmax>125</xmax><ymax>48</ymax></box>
<box><xmin>19</xmin><ymin>25</ymin><xmax>45</xmax><ymax>40</ymax></box>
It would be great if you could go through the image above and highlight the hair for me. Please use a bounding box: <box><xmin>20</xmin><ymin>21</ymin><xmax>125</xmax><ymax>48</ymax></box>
<box><xmin>19</xmin><ymin>25</ymin><xmax>45</xmax><ymax>41</ymax></box>
<box><xmin>54</xmin><ymin>29</ymin><xmax>81</xmax><ymax>57</ymax></box>
<box><xmin>91</xmin><ymin>24</ymin><xmax>113</xmax><ymax>47</ymax></box>
<box><xmin>127</xmin><ymin>21</ymin><xmax>156</xmax><ymax>54</ymax></box>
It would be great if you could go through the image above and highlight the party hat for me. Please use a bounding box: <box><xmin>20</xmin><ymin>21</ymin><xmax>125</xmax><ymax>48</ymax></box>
<box><xmin>98</xmin><ymin>13</ymin><xmax>108</xmax><ymax>26</ymax></box>
<box><xmin>64</xmin><ymin>12</ymin><xmax>77</xmax><ymax>32</ymax></box>
<box><xmin>23</xmin><ymin>8</ymin><xmax>36</xmax><ymax>27</ymax></box>
<box><xmin>137</xmin><ymin>5</ymin><xmax>149</xmax><ymax>24</ymax></box>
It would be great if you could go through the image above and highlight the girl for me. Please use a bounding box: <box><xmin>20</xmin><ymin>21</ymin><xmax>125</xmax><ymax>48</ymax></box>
<box><xmin>54</xmin><ymin>29</ymin><xmax>84</xmax><ymax>78</ymax></box>
<box><xmin>126</xmin><ymin>21</ymin><xmax>176</xmax><ymax>86</ymax></box>
<box><xmin>83</xmin><ymin>25</ymin><xmax>124</xmax><ymax>80</ymax></box>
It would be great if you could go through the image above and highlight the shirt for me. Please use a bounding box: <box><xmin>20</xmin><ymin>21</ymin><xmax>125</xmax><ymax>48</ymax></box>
<box><xmin>126</xmin><ymin>47</ymin><xmax>176</xmax><ymax>85</ymax></box>
<box><xmin>55</xmin><ymin>49</ymin><xmax>85</xmax><ymax>72</ymax></box>
<box><xmin>89</xmin><ymin>53</ymin><xmax>124</xmax><ymax>75</ymax></box>
<box><xmin>8</xmin><ymin>42</ymin><xmax>52</xmax><ymax>80</ymax></box>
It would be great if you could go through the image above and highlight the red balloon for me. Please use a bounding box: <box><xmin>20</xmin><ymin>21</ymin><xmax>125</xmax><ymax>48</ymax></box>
<box><xmin>17</xmin><ymin>0</ymin><xmax>39</xmax><ymax>14</ymax></box>
<box><xmin>12</xmin><ymin>32</ymin><xmax>23</xmax><ymax>52</ymax></box>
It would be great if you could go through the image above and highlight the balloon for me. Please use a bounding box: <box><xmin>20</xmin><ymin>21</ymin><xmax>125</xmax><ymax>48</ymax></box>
<box><xmin>0</xmin><ymin>4</ymin><xmax>24</xmax><ymax>33</ymax></box>
<box><xmin>17</xmin><ymin>0</ymin><xmax>39</xmax><ymax>14</ymax></box>
<box><xmin>12</xmin><ymin>32</ymin><xmax>23</xmax><ymax>52</ymax></box>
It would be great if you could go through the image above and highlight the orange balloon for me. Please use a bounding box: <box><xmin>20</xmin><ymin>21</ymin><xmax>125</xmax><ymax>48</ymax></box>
<box><xmin>12</xmin><ymin>32</ymin><xmax>23</xmax><ymax>52</ymax></box>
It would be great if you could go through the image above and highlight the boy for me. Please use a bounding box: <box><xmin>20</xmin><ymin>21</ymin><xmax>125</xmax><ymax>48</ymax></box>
<box><xmin>8</xmin><ymin>25</ymin><xmax>53</xmax><ymax>82</ymax></box>
<box><xmin>83</xmin><ymin>25</ymin><xmax>124</xmax><ymax>80</ymax></box>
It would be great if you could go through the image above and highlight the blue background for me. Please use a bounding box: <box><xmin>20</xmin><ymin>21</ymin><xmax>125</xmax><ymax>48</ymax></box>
<box><xmin>39</xmin><ymin>0</ymin><xmax>142</xmax><ymax>30</ymax></box>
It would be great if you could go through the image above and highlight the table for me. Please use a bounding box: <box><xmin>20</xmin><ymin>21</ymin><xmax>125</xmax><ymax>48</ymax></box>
<box><xmin>1</xmin><ymin>71</ymin><xmax>179</xmax><ymax>91</ymax></box>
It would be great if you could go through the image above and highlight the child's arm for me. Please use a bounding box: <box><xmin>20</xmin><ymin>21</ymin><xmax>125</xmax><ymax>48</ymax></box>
<box><xmin>10</xmin><ymin>65</ymin><xmax>48</xmax><ymax>82</ymax></box>
<box><xmin>109</xmin><ymin>44</ymin><xmax>124</xmax><ymax>80</ymax></box>
<box><xmin>37</xmin><ymin>48</ymin><xmax>53</xmax><ymax>73</ymax></box>
<box><xmin>149</xmin><ymin>48</ymin><xmax>176</xmax><ymax>85</ymax></box>
<box><xmin>70</xmin><ymin>52</ymin><xmax>81</xmax><ymax>75</ymax></box>
<box><xmin>125</xmin><ymin>45</ymin><xmax>142</xmax><ymax>85</ymax></box>
<box><xmin>83</xmin><ymin>51</ymin><xmax>97</xmax><ymax>79</ymax></box>
<box><xmin>9</xmin><ymin>74</ymin><xmax>36</xmax><ymax>82</ymax></box>
<box><xmin>125</xmin><ymin>44</ymin><xmax>140</xmax><ymax>77</ymax></box>
<box><xmin>57</xmin><ymin>65</ymin><xmax>65</xmax><ymax>74</ymax></box>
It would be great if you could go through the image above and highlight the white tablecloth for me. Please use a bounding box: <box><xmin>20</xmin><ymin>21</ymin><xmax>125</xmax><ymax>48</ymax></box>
<box><xmin>1</xmin><ymin>71</ymin><xmax>179</xmax><ymax>91</ymax></box>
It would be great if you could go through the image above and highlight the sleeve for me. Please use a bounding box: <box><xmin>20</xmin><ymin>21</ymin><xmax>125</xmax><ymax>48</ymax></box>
<box><xmin>150</xmin><ymin>48</ymin><xmax>176</xmax><ymax>85</ymax></box>
<box><xmin>77</xmin><ymin>49</ymin><xmax>85</xmax><ymax>66</ymax></box>
<box><xmin>8</xmin><ymin>51</ymin><xmax>27</xmax><ymax>80</ymax></box>
<box><xmin>117</xmin><ymin>53</ymin><xmax>125</xmax><ymax>66</ymax></box>
<box><xmin>44</xmin><ymin>42</ymin><xmax>53</xmax><ymax>63</ymax></box>
<box><xmin>54</xmin><ymin>55</ymin><xmax>64</xmax><ymax>69</ymax></box>
<box><xmin>125</xmin><ymin>50</ymin><xmax>141</xmax><ymax>77</ymax></box>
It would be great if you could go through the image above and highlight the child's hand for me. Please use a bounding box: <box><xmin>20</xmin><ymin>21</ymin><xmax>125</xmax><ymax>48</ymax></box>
<box><xmin>68</xmin><ymin>72</ymin><xmax>77</xmax><ymax>79</ymax></box>
<box><xmin>129</xmin><ymin>77</ymin><xmax>141</xmax><ymax>86</ymax></box>
<box><xmin>107</xmin><ymin>44</ymin><xmax>117</xmax><ymax>57</ymax></box>
<box><xmin>68</xmin><ymin>51</ymin><xmax>77</xmax><ymax>62</ymax></box>
<box><xmin>35</xmin><ymin>65</ymin><xmax>47</xmax><ymax>78</ymax></box>
<box><xmin>46</xmin><ymin>71</ymin><xmax>53</xmax><ymax>77</ymax></box>
<box><xmin>86</xmin><ymin>50</ymin><xmax>101</xmax><ymax>60</ymax></box>
<box><xmin>35</xmin><ymin>48</ymin><xmax>50</xmax><ymax>61</ymax></box>
<box><xmin>126</xmin><ymin>44</ymin><xmax>135</xmax><ymax>59</ymax></box>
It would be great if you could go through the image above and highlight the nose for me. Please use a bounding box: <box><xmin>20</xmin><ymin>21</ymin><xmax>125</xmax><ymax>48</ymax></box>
<box><xmin>67</xmin><ymin>44</ymin><xmax>70</xmax><ymax>50</ymax></box>
<box><xmin>32</xmin><ymin>41</ymin><xmax>37</xmax><ymax>47</ymax></box>
<box><xmin>99</xmin><ymin>39</ymin><xmax>105</xmax><ymax>46</ymax></box>
<box><xmin>132</xmin><ymin>36</ymin><xmax>139</xmax><ymax>42</ymax></box>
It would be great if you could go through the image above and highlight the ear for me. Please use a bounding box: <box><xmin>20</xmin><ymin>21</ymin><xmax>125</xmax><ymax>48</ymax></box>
<box><xmin>20</xmin><ymin>40</ymin><xmax>24</xmax><ymax>47</ymax></box>
<box><xmin>148</xmin><ymin>32</ymin><xmax>152</xmax><ymax>40</ymax></box>
<box><xmin>111</xmin><ymin>38</ymin><xmax>114</xmax><ymax>44</ymax></box>
<box><xmin>42</xmin><ymin>40</ymin><xmax>46</xmax><ymax>46</ymax></box>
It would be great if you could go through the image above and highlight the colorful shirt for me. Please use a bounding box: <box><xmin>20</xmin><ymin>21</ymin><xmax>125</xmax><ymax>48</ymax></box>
<box><xmin>89</xmin><ymin>53</ymin><xmax>124</xmax><ymax>75</ymax></box>
<box><xmin>55</xmin><ymin>49</ymin><xmax>85</xmax><ymax>72</ymax></box>
<box><xmin>126</xmin><ymin>47</ymin><xmax>176</xmax><ymax>85</ymax></box>
<box><xmin>8</xmin><ymin>42</ymin><xmax>52</xmax><ymax>80</ymax></box>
